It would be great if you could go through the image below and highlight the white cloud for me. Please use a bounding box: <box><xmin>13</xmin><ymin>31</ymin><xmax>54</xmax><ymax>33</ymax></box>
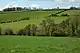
<box><xmin>4</xmin><ymin>2</ymin><xmax>19</xmax><ymax>8</ymax></box>
<box><xmin>29</xmin><ymin>4</ymin><xmax>40</xmax><ymax>9</ymax></box>
<box><xmin>61</xmin><ymin>0</ymin><xmax>80</xmax><ymax>2</ymax></box>
<box><xmin>30</xmin><ymin>4</ymin><xmax>40</xmax><ymax>7</ymax></box>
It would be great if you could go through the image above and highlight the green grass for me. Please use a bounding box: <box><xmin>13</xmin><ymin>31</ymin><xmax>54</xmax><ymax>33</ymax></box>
<box><xmin>0</xmin><ymin>36</ymin><xmax>80</xmax><ymax>53</ymax></box>
<box><xmin>0</xmin><ymin>11</ymin><xmax>60</xmax><ymax>21</ymax></box>
<box><xmin>58</xmin><ymin>10</ymin><xmax>80</xmax><ymax>16</ymax></box>
<box><xmin>0</xmin><ymin>16</ymin><xmax>68</xmax><ymax>33</ymax></box>
<box><xmin>0</xmin><ymin>10</ymin><xmax>79</xmax><ymax>32</ymax></box>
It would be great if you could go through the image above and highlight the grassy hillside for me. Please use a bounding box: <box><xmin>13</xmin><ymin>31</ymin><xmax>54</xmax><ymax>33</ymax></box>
<box><xmin>58</xmin><ymin>10</ymin><xmax>80</xmax><ymax>16</ymax></box>
<box><xmin>0</xmin><ymin>16</ymin><xmax>68</xmax><ymax>32</ymax></box>
<box><xmin>0</xmin><ymin>10</ymin><xmax>79</xmax><ymax>33</ymax></box>
<box><xmin>0</xmin><ymin>11</ymin><xmax>61</xmax><ymax>21</ymax></box>
<box><xmin>0</xmin><ymin>36</ymin><xmax>80</xmax><ymax>53</ymax></box>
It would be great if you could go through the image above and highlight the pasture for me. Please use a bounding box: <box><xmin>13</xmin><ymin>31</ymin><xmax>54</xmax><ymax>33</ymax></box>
<box><xmin>0</xmin><ymin>9</ymin><xmax>80</xmax><ymax>53</ymax></box>
<box><xmin>0</xmin><ymin>10</ymin><xmax>60</xmax><ymax>21</ymax></box>
<box><xmin>0</xmin><ymin>36</ymin><xmax>80</xmax><ymax>53</ymax></box>
<box><xmin>0</xmin><ymin>10</ymin><xmax>80</xmax><ymax>33</ymax></box>
<box><xmin>0</xmin><ymin>10</ymin><xmax>69</xmax><ymax>32</ymax></box>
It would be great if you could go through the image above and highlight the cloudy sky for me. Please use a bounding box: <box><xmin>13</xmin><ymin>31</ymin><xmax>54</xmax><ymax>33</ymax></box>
<box><xmin>0</xmin><ymin>0</ymin><xmax>80</xmax><ymax>10</ymax></box>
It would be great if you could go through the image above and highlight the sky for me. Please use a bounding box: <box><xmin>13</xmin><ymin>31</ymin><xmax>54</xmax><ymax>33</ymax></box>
<box><xmin>0</xmin><ymin>0</ymin><xmax>80</xmax><ymax>10</ymax></box>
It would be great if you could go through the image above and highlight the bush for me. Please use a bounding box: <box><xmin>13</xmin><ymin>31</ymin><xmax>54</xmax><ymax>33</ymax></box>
<box><xmin>20</xmin><ymin>17</ymin><xmax>30</xmax><ymax>21</ymax></box>
<box><xmin>7</xmin><ymin>20</ymin><xmax>12</xmax><ymax>23</ymax></box>
<box><xmin>48</xmin><ymin>14</ymin><xmax>58</xmax><ymax>17</ymax></box>
<box><xmin>0</xmin><ymin>21</ymin><xmax>6</xmax><ymax>23</ymax></box>
<box><xmin>53</xmin><ymin>14</ymin><xmax>58</xmax><ymax>16</ymax></box>
<box><xmin>54</xmin><ymin>32</ymin><xmax>69</xmax><ymax>37</ymax></box>
<box><xmin>17</xmin><ymin>29</ymin><xmax>26</xmax><ymax>35</ymax></box>
<box><xmin>26</xmin><ymin>17</ymin><xmax>30</xmax><ymax>20</ymax></box>
<box><xmin>4</xmin><ymin>28</ymin><xmax>13</xmax><ymax>35</ymax></box>
<box><xmin>61</xmin><ymin>13</ymin><xmax>69</xmax><ymax>16</ymax></box>
<box><xmin>13</xmin><ymin>20</ymin><xmax>17</xmax><ymax>22</ymax></box>
<box><xmin>36</xmin><ymin>17</ymin><xmax>38</xmax><ymax>19</ymax></box>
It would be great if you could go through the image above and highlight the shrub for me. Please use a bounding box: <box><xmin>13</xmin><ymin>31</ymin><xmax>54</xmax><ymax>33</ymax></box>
<box><xmin>36</xmin><ymin>17</ymin><xmax>38</xmax><ymax>19</ymax></box>
<box><xmin>20</xmin><ymin>17</ymin><xmax>30</xmax><ymax>21</ymax></box>
<box><xmin>53</xmin><ymin>14</ymin><xmax>58</xmax><ymax>16</ymax></box>
<box><xmin>48</xmin><ymin>14</ymin><xmax>58</xmax><ymax>17</ymax></box>
<box><xmin>4</xmin><ymin>28</ymin><xmax>13</xmax><ymax>35</ymax></box>
<box><xmin>61</xmin><ymin>13</ymin><xmax>69</xmax><ymax>16</ymax></box>
<box><xmin>7</xmin><ymin>20</ymin><xmax>12</xmax><ymax>23</ymax></box>
<box><xmin>0</xmin><ymin>21</ymin><xmax>6</xmax><ymax>23</ymax></box>
<box><xmin>18</xmin><ymin>20</ymin><xmax>21</xmax><ymax>21</ymax></box>
<box><xmin>17</xmin><ymin>29</ymin><xmax>26</xmax><ymax>35</ymax></box>
<box><xmin>13</xmin><ymin>20</ymin><xmax>17</xmax><ymax>22</ymax></box>
<box><xmin>26</xmin><ymin>17</ymin><xmax>30</xmax><ymax>20</ymax></box>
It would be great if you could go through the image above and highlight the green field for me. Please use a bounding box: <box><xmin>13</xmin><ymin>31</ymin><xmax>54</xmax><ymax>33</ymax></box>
<box><xmin>58</xmin><ymin>10</ymin><xmax>80</xmax><ymax>16</ymax></box>
<box><xmin>0</xmin><ymin>36</ymin><xmax>80</xmax><ymax>53</ymax></box>
<box><xmin>0</xmin><ymin>10</ymin><xmax>80</xmax><ymax>53</ymax></box>
<box><xmin>0</xmin><ymin>11</ymin><xmax>60</xmax><ymax>21</ymax></box>
<box><xmin>0</xmin><ymin>10</ymin><xmax>79</xmax><ymax>33</ymax></box>
<box><xmin>0</xmin><ymin>10</ymin><xmax>68</xmax><ymax>32</ymax></box>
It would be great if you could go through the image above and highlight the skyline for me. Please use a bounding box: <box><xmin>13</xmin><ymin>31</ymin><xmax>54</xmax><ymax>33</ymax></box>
<box><xmin>0</xmin><ymin>0</ymin><xmax>80</xmax><ymax>10</ymax></box>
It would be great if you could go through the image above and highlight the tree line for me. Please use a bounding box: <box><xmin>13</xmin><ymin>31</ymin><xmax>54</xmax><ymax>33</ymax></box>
<box><xmin>2</xmin><ymin>7</ymin><xmax>70</xmax><ymax>12</ymax></box>
<box><xmin>0</xmin><ymin>17</ymin><xmax>30</xmax><ymax>24</ymax></box>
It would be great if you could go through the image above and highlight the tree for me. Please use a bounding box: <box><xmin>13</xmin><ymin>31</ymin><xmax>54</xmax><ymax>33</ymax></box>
<box><xmin>31</xmin><ymin>24</ymin><xmax>37</xmax><ymax>36</ymax></box>
<box><xmin>4</xmin><ymin>28</ymin><xmax>13</xmax><ymax>35</ymax></box>
<box><xmin>17</xmin><ymin>29</ymin><xmax>25</xmax><ymax>35</ymax></box>
<box><xmin>40</xmin><ymin>17</ymin><xmax>55</xmax><ymax>36</ymax></box>
<box><xmin>63</xmin><ymin>15</ymin><xmax>80</xmax><ymax>37</ymax></box>
<box><xmin>40</xmin><ymin>19</ymin><xmax>47</xmax><ymax>35</ymax></box>
<box><xmin>71</xmin><ymin>15</ymin><xmax>80</xmax><ymax>36</ymax></box>
<box><xmin>59</xmin><ymin>20</ymin><xmax>67</xmax><ymax>35</ymax></box>
<box><xmin>24</xmin><ymin>24</ymin><xmax>31</xmax><ymax>36</ymax></box>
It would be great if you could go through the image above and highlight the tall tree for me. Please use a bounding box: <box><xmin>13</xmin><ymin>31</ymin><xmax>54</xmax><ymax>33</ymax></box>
<box><xmin>40</xmin><ymin>17</ymin><xmax>55</xmax><ymax>36</ymax></box>
<box><xmin>24</xmin><ymin>24</ymin><xmax>31</xmax><ymax>36</ymax></box>
<box><xmin>32</xmin><ymin>24</ymin><xmax>37</xmax><ymax>36</ymax></box>
<box><xmin>4</xmin><ymin>28</ymin><xmax>13</xmax><ymax>35</ymax></box>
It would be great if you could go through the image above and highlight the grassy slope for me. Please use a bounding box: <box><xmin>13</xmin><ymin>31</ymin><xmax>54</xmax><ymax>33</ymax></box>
<box><xmin>0</xmin><ymin>11</ymin><xmax>59</xmax><ymax>21</ymax></box>
<box><xmin>0</xmin><ymin>10</ymin><xmax>68</xmax><ymax>32</ymax></box>
<box><xmin>58</xmin><ymin>10</ymin><xmax>80</xmax><ymax>16</ymax></box>
<box><xmin>0</xmin><ymin>36</ymin><xmax>80</xmax><ymax>53</ymax></box>
<box><xmin>1</xmin><ymin>10</ymin><xmax>79</xmax><ymax>32</ymax></box>
<box><xmin>0</xmin><ymin>16</ymin><xmax>68</xmax><ymax>32</ymax></box>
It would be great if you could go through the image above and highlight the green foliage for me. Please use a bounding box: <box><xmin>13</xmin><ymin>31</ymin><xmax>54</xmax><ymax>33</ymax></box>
<box><xmin>40</xmin><ymin>17</ymin><xmax>55</xmax><ymax>36</ymax></box>
<box><xmin>20</xmin><ymin>17</ymin><xmax>30</xmax><ymax>20</ymax></box>
<box><xmin>31</xmin><ymin>24</ymin><xmax>37</xmax><ymax>36</ymax></box>
<box><xmin>24</xmin><ymin>24</ymin><xmax>31</xmax><ymax>36</ymax></box>
<box><xmin>0</xmin><ymin>10</ymin><xmax>79</xmax><ymax>37</ymax></box>
<box><xmin>17</xmin><ymin>29</ymin><xmax>25</xmax><ymax>35</ymax></box>
<box><xmin>4</xmin><ymin>28</ymin><xmax>13</xmax><ymax>35</ymax></box>
<box><xmin>48</xmin><ymin>14</ymin><xmax>58</xmax><ymax>17</ymax></box>
<box><xmin>61</xmin><ymin>13</ymin><xmax>69</xmax><ymax>16</ymax></box>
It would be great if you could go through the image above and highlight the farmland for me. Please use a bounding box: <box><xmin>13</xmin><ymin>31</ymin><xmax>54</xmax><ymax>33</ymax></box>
<box><xmin>0</xmin><ymin>10</ymin><xmax>79</xmax><ymax>35</ymax></box>
<box><xmin>0</xmin><ymin>9</ymin><xmax>80</xmax><ymax>53</ymax></box>
<box><xmin>0</xmin><ymin>10</ymin><xmax>68</xmax><ymax>32</ymax></box>
<box><xmin>0</xmin><ymin>36</ymin><xmax>80</xmax><ymax>53</ymax></box>
<box><xmin>0</xmin><ymin>10</ymin><xmax>61</xmax><ymax>21</ymax></box>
